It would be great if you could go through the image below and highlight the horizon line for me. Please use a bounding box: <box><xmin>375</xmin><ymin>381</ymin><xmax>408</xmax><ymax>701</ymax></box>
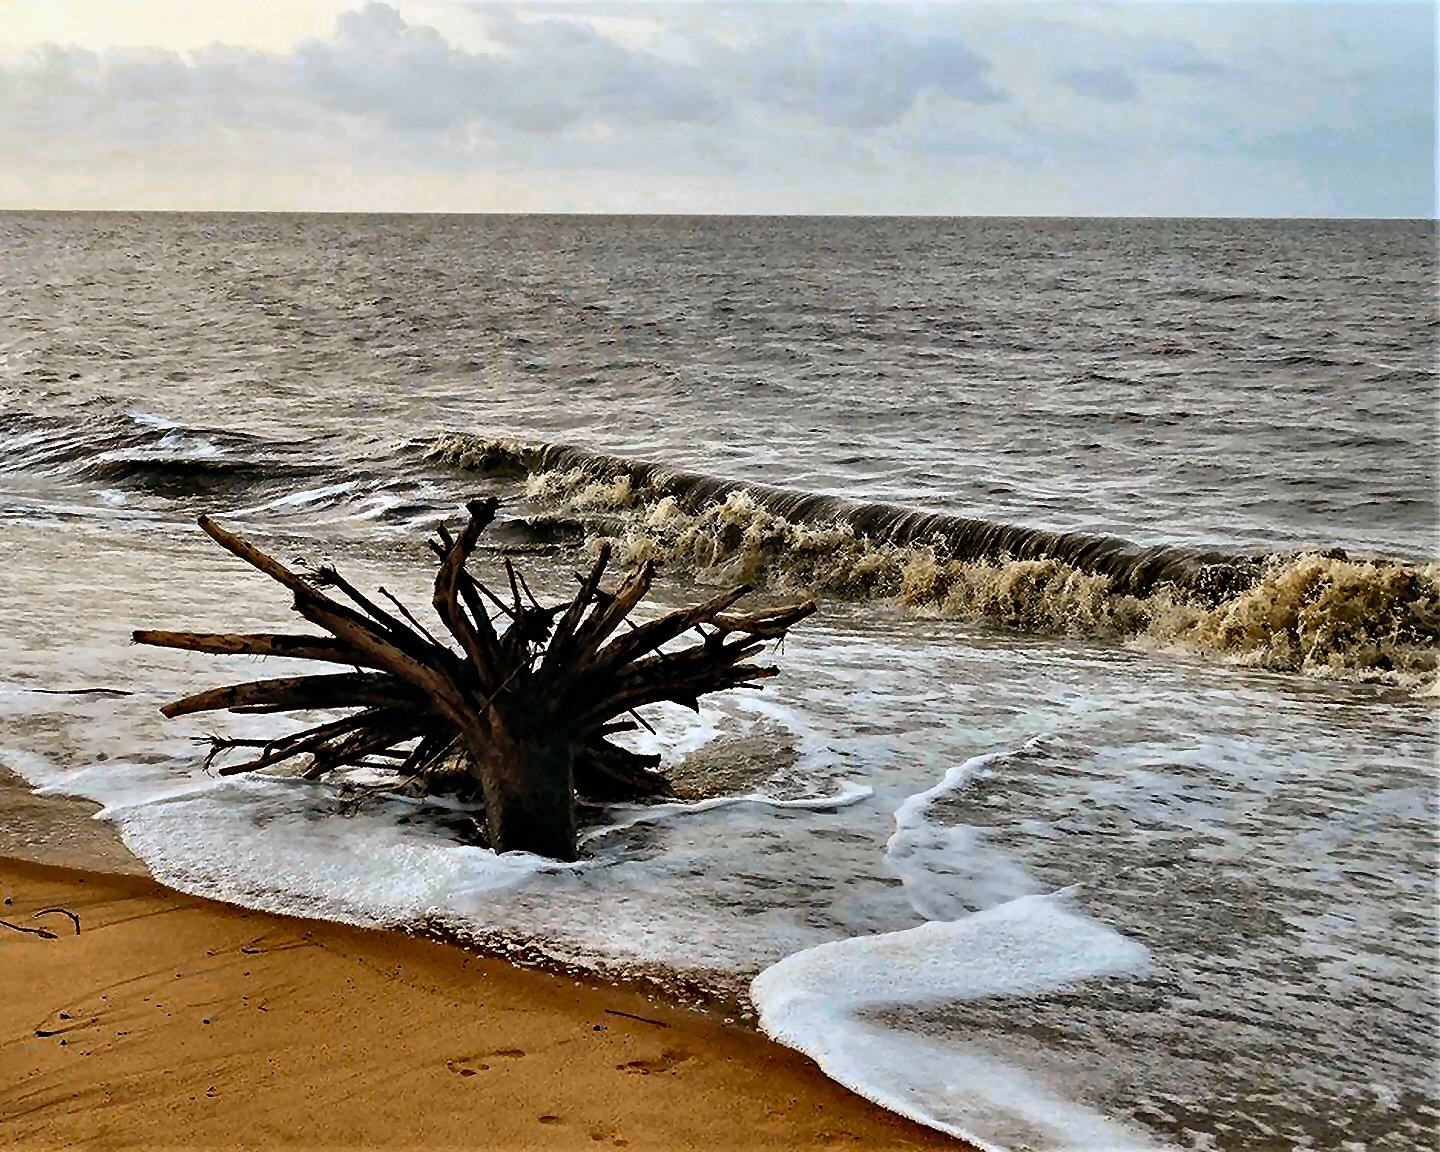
<box><xmin>1</xmin><ymin>207</ymin><xmax>1434</xmax><ymax>222</ymax></box>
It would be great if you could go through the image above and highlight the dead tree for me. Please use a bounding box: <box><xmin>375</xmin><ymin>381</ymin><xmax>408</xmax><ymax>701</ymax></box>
<box><xmin>133</xmin><ymin>499</ymin><xmax>814</xmax><ymax>861</ymax></box>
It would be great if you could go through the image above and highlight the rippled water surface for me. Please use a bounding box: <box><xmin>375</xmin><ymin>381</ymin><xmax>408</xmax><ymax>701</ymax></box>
<box><xmin>1</xmin><ymin>213</ymin><xmax>1436</xmax><ymax>1151</ymax></box>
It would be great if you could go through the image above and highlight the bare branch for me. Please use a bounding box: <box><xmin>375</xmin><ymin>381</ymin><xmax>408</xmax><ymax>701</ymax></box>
<box><xmin>160</xmin><ymin>671</ymin><xmax>419</xmax><ymax>718</ymax></box>
<box><xmin>133</xmin><ymin>630</ymin><xmax>376</xmax><ymax>667</ymax></box>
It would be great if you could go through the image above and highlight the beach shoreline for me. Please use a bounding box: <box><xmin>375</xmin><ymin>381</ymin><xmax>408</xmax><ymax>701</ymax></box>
<box><xmin>0</xmin><ymin>853</ymin><xmax>959</xmax><ymax>1151</ymax></box>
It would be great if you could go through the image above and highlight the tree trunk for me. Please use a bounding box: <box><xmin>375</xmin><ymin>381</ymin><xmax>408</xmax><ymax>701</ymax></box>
<box><xmin>466</xmin><ymin>718</ymin><xmax>577</xmax><ymax>861</ymax></box>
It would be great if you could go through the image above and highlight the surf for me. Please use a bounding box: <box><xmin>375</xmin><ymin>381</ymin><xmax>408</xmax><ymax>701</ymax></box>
<box><xmin>430</xmin><ymin>434</ymin><xmax>1440</xmax><ymax>689</ymax></box>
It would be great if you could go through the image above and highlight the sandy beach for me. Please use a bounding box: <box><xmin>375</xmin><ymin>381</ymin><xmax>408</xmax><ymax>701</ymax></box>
<box><xmin>0</xmin><ymin>854</ymin><xmax>957</xmax><ymax>1151</ymax></box>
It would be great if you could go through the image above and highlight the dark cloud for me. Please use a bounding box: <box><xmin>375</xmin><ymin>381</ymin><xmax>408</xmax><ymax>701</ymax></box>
<box><xmin>735</xmin><ymin>20</ymin><xmax>1005</xmax><ymax>127</ymax></box>
<box><xmin>1139</xmin><ymin>40</ymin><xmax>1229</xmax><ymax>78</ymax></box>
<box><xmin>1058</xmin><ymin>66</ymin><xmax>1139</xmax><ymax>104</ymax></box>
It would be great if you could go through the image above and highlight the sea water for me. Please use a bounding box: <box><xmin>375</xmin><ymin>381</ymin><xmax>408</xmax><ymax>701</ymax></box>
<box><xmin>1</xmin><ymin>213</ymin><xmax>1435</xmax><ymax>1150</ymax></box>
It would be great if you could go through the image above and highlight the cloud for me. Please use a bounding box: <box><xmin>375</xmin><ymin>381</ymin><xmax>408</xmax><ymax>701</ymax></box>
<box><xmin>294</xmin><ymin>5</ymin><xmax>1005</xmax><ymax>134</ymax></box>
<box><xmin>734</xmin><ymin>19</ymin><xmax>1005</xmax><ymax>128</ymax></box>
<box><xmin>0</xmin><ymin>3</ymin><xmax>1002</xmax><ymax>142</ymax></box>
<box><xmin>1139</xmin><ymin>39</ymin><xmax>1229</xmax><ymax>78</ymax></box>
<box><xmin>293</xmin><ymin>2</ymin><xmax>723</xmax><ymax>133</ymax></box>
<box><xmin>1058</xmin><ymin>66</ymin><xmax>1139</xmax><ymax>104</ymax></box>
<box><xmin>0</xmin><ymin>1</ymin><xmax>1431</xmax><ymax>217</ymax></box>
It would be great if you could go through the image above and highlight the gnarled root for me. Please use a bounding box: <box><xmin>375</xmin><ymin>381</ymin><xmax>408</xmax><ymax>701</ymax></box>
<box><xmin>135</xmin><ymin>500</ymin><xmax>814</xmax><ymax>860</ymax></box>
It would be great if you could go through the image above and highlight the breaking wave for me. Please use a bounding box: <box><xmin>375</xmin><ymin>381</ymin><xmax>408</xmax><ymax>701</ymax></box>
<box><xmin>78</xmin><ymin>454</ymin><xmax>317</xmax><ymax>497</ymax></box>
<box><xmin>0</xmin><ymin>409</ymin><xmax>326</xmax><ymax>497</ymax></box>
<box><xmin>430</xmin><ymin>435</ymin><xmax>1440</xmax><ymax>689</ymax></box>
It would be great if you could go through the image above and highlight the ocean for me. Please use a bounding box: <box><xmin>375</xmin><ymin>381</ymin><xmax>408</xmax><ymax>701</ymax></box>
<box><xmin>1</xmin><ymin>212</ymin><xmax>1436</xmax><ymax>1150</ymax></box>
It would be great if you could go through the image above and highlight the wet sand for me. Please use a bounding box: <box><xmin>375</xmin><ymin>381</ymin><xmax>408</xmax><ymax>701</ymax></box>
<box><xmin>0</xmin><ymin>855</ymin><xmax>958</xmax><ymax>1151</ymax></box>
<box><xmin>0</xmin><ymin>769</ymin><xmax>147</xmax><ymax>876</ymax></box>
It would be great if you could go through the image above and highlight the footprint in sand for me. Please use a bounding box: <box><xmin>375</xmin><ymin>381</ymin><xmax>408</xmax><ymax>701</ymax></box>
<box><xmin>446</xmin><ymin>1047</ymin><xmax>525</xmax><ymax>1077</ymax></box>
<box><xmin>614</xmin><ymin>1048</ymin><xmax>691</xmax><ymax>1076</ymax></box>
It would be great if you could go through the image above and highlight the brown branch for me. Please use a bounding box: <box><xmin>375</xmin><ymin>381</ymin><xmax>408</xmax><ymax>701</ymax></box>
<box><xmin>197</xmin><ymin>514</ymin><xmax>317</xmax><ymax>597</ymax></box>
<box><xmin>313</xmin><ymin>567</ymin><xmax>441</xmax><ymax>659</ymax></box>
<box><xmin>497</xmin><ymin>558</ymin><xmax>556</xmax><ymax>658</ymax></box>
<box><xmin>133</xmin><ymin>631</ymin><xmax>377</xmax><ymax>667</ymax></box>
<box><xmin>587</xmin><ymin>584</ymin><xmax>753</xmax><ymax>676</ymax></box>
<box><xmin>542</xmin><ymin>544</ymin><xmax>612</xmax><ymax>675</ymax></box>
<box><xmin>197</xmin><ymin>517</ymin><xmax>412</xmax><ymax>662</ymax></box>
<box><xmin>453</xmin><ymin>574</ymin><xmax>501</xmax><ymax>644</ymax></box>
<box><xmin>504</xmin><ymin>557</ymin><xmax>525</xmax><ymax>620</ymax></box>
<box><xmin>215</xmin><ymin>709</ymin><xmax>404</xmax><ymax>776</ymax></box>
<box><xmin>290</xmin><ymin>596</ymin><xmax>475</xmax><ymax>730</ymax></box>
<box><xmin>160</xmin><ymin>672</ymin><xmax>420</xmax><ymax>719</ymax></box>
<box><xmin>574</xmin><ymin>642</ymin><xmax>778</xmax><ymax>728</ymax></box>
<box><xmin>301</xmin><ymin>717</ymin><xmax>426</xmax><ymax>780</ymax></box>
<box><xmin>711</xmin><ymin>601</ymin><xmax>818</xmax><ymax>638</ymax></box>
<box><xmin>399</xmin><ymin>732</ymin><xmax>458</xmax><ymax>778</ymax></box>
<box><xmin>516</xmin><ymin>571</ymin><xmax>547</xmax><ymax>614</ymax></box>
<box><xmin>432</xmin><ymin>499</ymin><xmax>503</xmax><ymax>689</ymax></box>
<box><xmin>565</xmin><ymin>560</ymin><xmax>657</xmax><ymax>670</ymax></box>
<box><xmin>379</xmin><ymin>587</ymin><xmax>446</xmax><ymax>648</ymax></box>
<box><xmin>575</xmin><ymin>739</ymin><xmax>672</xmax><ymax>801</ymax></box>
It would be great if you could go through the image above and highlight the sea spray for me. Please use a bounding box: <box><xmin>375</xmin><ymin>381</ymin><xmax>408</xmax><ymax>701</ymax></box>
<box><xmin>430</xmin><ymin>434</ymin><xmax>1440</xmax><ymax>688</ymax></box>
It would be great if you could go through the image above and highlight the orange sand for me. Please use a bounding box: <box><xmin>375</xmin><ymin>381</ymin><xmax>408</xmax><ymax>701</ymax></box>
<box><xmin>0</xmin><ymin>856</ymin><xmax>959</xmax><ymax>1150</ymax></box>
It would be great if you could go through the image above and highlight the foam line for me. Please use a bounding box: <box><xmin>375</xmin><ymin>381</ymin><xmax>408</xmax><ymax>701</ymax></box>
<box><xmin>751</xmin><ymin>893</ymin><xmax>1158</xmax><ymax>1152</ymax></box>
<box><xmin>579</xmin><ymin>781</ymin><xmax>873</xmax><ymax>846</ymax></box>
<box><xmin>886</xmin><ymin>739</ymin><xmax>1047</xmax><ymax>919</ymax></box>
<box><xmin>429</xmin><ymin>434</ymin><xmax>1263</xmax><ymax>599</ymax></box>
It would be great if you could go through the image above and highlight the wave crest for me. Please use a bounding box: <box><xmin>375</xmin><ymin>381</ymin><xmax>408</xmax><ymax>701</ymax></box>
<box><xmin>2</xmin><ymin>409</ymin><xmax>323</xmax><ymax>497</ymax></box>
<box><xmin>430</xmin><ymin>435</ymin><xmax>1439</xmax><ymax>688</ymax></box>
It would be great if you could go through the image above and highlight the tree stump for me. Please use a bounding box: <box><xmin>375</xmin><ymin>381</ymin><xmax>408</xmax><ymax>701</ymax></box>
<box><xmin>133</xmin><ymin>499</ymin><xmax>814</xmax><ymax>861</ymax></box>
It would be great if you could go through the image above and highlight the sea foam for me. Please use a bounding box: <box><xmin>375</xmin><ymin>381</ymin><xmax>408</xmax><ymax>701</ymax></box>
<box><xmin>751</xmin><ymin>893</ymin><xmax>1156</xmax><ymax>1152</ymax></box>
<box><xmin>753</xmin><ymin>744</ymin><xmax>1156</xmax><ymax>1150</ymax></box>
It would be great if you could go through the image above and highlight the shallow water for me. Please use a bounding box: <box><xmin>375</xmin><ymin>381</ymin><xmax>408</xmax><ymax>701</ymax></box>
<box><xmin>1</xmin><ymin>213</ymin><xmax>1436</xmax><ymax>1150</ymax></box>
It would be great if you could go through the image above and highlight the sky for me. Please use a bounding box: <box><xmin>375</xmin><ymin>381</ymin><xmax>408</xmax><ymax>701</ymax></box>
<box><xmin>0</xmin><ymin>0</ymin><xmax>1433</xmax><ymax>216</ymax></box>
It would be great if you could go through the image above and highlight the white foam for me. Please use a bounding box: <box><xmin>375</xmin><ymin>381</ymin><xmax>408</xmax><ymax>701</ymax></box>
<box><xmin>5</xmin><ymin>737</ymin><xmax>866</xmax><ymax>973</ymax></box>
<box><xmin>48</xmin><ymin>769</ymin><xmax>227</xmax><ymax>820</ymax></box>
<box><xmin>579</xmin><ymin>780</ymin><xmax>873</xmax><ymax>847</ymax></box>
<box><xmin>746</xmin><ymin>749</ymin><xmax>1163</xmax><ymax>1150</ymax></box>
<box><xmin>225</xmin><ymin>480</ymin><xmax>359</xmax><ymax>516</ymax></box>
<box><xmin>751</xmin><ymin>892</ymin><xmax>1158</xmax><ymax>1152</ymax></box>
<box><xmin>886</xmin><ymin>740</ymin><xmax>1046</xmax><ymax>919</ymax></box>
<box><xmin>125</xmin><ymin>407</ymin><xmax>184</xmax><ymax>430</ymax></box>
<box><xmin>105</xmin><ymin>775</ymin><xmax>569</xmax><ymax>926</ymax></box>
<box><xmin>621</xmin><ymin>698</ymin><xmax>723</xmax><ymax>763</ymax></box>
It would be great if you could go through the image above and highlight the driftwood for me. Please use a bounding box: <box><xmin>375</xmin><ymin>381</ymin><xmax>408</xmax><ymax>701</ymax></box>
<box><xmin>0</xmin><ymin>906</ymin><xmax>80</xmax><ymax>939</ymax></box>
<box><xmin>133</xmin><ymin>500</ymin><xmax>814</xmax><ymax>861</ymax></box>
